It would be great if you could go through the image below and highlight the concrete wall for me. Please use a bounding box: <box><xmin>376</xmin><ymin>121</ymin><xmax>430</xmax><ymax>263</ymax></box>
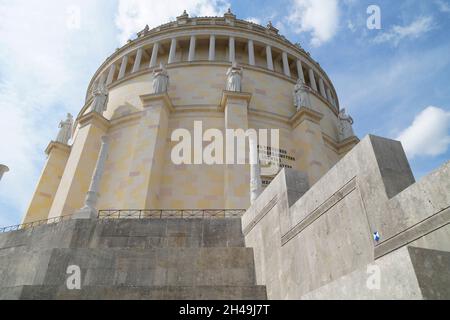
<box><xmin>0</xmin><ymin>219</ymin><xmax>267</xmax><ymax>300</ymax></box>
<box><xmin>242</xmin><ymin>135</ymin><xmax>450</xmax><ymax>299</ymax></box>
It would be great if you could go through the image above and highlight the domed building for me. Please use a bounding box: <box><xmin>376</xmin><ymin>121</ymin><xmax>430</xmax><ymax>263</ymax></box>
<box><xmin>3</xmin><ymin>10</ymin><xmax>449</xmax><ymax>301</ymax></box>
<box><xmin>23</xmin><ymin>10</ymin><xmax>358</xmax><ymax>224</ymax></box>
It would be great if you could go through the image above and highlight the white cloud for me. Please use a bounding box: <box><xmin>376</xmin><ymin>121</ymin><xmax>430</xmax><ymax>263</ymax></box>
<box><xmin>115</xmin><ymin>0</ymin><xmax>230</xmax><ymax>44</ymax></box>
<box><xmin>287</xmin><ymin>0</ymin><xmax>340</xmax><ymax>47</ymax></box>
<box><xmin>397</xmin><ymin>107</ymin><xmax>450</xmax><ymax>158</ymax></box>
<box><xmin>0</xmin><ymin>0</ymin><xmax>116</xmax><ymax>226</ymax></box>
<box><xmin>435</xmin><ymin>0</ymin><xmax>450</xmax><ymax>13</ymax></box>
<box><xmin>374</xmin><ymin>16</ymin><xmax>435</xmax><ymax>46</ymax></box>
<box><xmin>246</xmin><ymin>17</ymin><xmax>262</xmax><ymax>25</ymax></box>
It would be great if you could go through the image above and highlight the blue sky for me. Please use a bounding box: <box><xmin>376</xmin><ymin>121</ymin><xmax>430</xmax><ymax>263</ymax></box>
<box><xmin>0</xmin><ymin>0</ymin><xmax>449</xmax><ymax>226</ymax></box>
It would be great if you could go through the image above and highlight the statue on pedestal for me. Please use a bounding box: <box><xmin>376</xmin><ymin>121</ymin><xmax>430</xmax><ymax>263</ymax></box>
<box><xmin>152</xmin><ymin>63</ymin><xmax>169</xmax><ymax>94</ymax></box>
<box><xmin>56</xmin><ymin>113</ymin><xmax>74</xmax><ymax>145</ymax></box>
<box><xmin>226</xmin><ymin>62</ymin><xmax>243</xmax><ymax>92</ymax></box>
<box><xmin>293</xmin><ymin>79</ymin><xmax>312</xmax><ymax>110</ymax></box>
<box><xmin>91</xmin><ymin>82</ymin><xmax>109</xmax><ymax>114</ymax></box>
<box><xmin>338</xmin><ymin>108</ymin><xmax>355</xmax><ymax>141</ymax></box>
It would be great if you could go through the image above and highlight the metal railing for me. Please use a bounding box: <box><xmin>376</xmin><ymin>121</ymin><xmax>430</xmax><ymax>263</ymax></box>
<box><xmin>98</xmin><ymin>209</ymin><xmax>246</xmax><ymax>220</ymax></box>
<box><xmin>0</xmin><ymin>215</ymin><xmax>73</xmax><ymax>234</ymax></box>
<box><xmin>0</xmin><ymin>209</ymin><xmax>247</xmax><ymax>234</ymax></box>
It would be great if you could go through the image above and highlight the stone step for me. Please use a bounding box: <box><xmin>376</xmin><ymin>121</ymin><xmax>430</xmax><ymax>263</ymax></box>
<box><xmin>1</xmin><ymin>247</ymin><xmax>258</xmax><ymax>288</ymax></box>
<box><xmin>1</xmin><ymin>285</ymin><xmax>267</xmax><ymax>300</ymax></box>
<box><xmin>0</xmin><ymin>219</ymin><xmax>246</xmax><ymax>250</ymax></box>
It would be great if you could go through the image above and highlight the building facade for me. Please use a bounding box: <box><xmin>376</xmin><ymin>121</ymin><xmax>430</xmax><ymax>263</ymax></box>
<box><xmin>23</xmin><ymin>11</ymin><xmax>358</xmax><ymax>224</ymax></box>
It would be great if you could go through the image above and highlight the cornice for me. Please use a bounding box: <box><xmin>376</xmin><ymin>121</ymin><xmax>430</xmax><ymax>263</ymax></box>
<box><xmin>322</xmin><ymin>133</ymin><xmax>360</xmax><ymax>155</ymax></box>
<box><xmin>289</xmin><ymin>107</ymin><xmax>324</xmax><ymax>128</ymax></box>
<box><xmin>220</xmin><ymin>91</ymin><xmax>252</xmax><ymax>111</ymax></box>
<box><xmin>78</xmin><ymin>112</ymin><xmax>111</xmax><ymax>132</ymax></box>
<box><xmin>140</xmin><ymin>92</ymin><xmax>175</xmax><ymax>113</ymax></box>
<box><xmin>45</xmin><ymin>141</ymin><xmax>71</xmax><ymax>156</ymax></box>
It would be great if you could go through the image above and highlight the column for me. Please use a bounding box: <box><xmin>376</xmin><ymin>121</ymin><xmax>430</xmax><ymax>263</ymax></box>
<box><xmin>319</xmin><ymin>78</ymin><xmax>327</xmax><ymax>98</ymax></box>
<box><xmin>73</xmin><ymin>136</ymin><xmax>109</xmax><ymax>219</ymax></box>
<box><xmin>249</xmin><ymin>134</ymin><xmax>262</xmax><ymax>204</ymax></box>
<box><xmin>266</xmin><ymin>45</ymin><xmax>274</xmax><ymax>71</ymax></box>
<box><xmin>248</xmin><ymin>39</ymin><xmax>255</xmax><ymax>66</ymax></box>
<box><xmin>98</xmin><ymin>73</ymin><xmax>107</xmax><ymax>86</ymax></box>
<box><xmin>132</xmin><ymin>48</ymin><xmax>143</xmax><ymax>73</ymax></box>
<box><xmin>23</xmin><ymin>143</ymin><xmax>70</xmax><ymax>223</ymax></box>
<box><xmin>282</xmin><ymin>52</ymin><xmax>291</xmax><ymax>77</ymax></box>
<box><xmin>73</xmin><ymin>136</ymin><xmax>110</xmax><ymax>219</ymax></box>
<box><xmin>291</xmin><ymin>108</ymin><xmax>331</xmax><ymax>186</ymax></box>
<box><xmin>106</xmin><ymin>64</ymin><xmax>116</xmax><ymax>85</ymax></box>
<box><xmin>0</xmin><ymin>164</ymin><xmax>8</xmax><ymax>182</ymax></box>
<box><xmin>296</xmin><ymin>60</ymin><xmax>305</xmax><ymax>83</ymax></box>
<box><xmin>123</xmin><ymin>94</ymin><xmax>172</xmax><ymax>209</ymax></box>
<box><xmin>118</xmin><ymin>55</ymin><xmax>128</xmax><ymax>80</ymax></box>
<box><xmin>48</xmin><ymin>113</ymin><xmax>110</xmax><ymax>219</ymax></box>
<box><xmin>308</xmin><ymin>68</ymin><xmax>318</xmax><ymax>91</ymax></box>
<box><xmin>209</xmin><ymin>35</ymin><xmax>216</xmax><ymax>61</ymax></box>
<box><xmin>168</xmin><ymin>38</ymin><xmax>177</xmax><ymax>64</ymax></box>
<box><xmin>188</xmin><ymin>36</ymin><xmax>196</xmax><ymax>62</ymax></box>
<box><xmin>229</xmin><ymin>37</ymin><xmax>235</xmax><ymax>63</ymax></box>
<box><xmin>149</xmin><ymin>42</ymin><xmax>159</xmax><ymax>68</ymax></box>
<box><xmin>326</xmin><ymin>88</ymin><xmax>333</xmax><ymax>104</ymax></box>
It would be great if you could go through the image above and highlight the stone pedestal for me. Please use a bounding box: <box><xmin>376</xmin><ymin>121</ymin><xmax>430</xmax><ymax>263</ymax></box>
<box><xmin>23</xmin><ymin>142</ymin><xmax>71</xmax><ymax>224</ymax></box>
<box><xmin>290</xmin><ymin>107</ymin><xmax>330</xmax><ymax>186</ymax></box>
<box><xmin>221</xmin><ymin>91</ymin><xmax>252</xmax><ymax>209</ymax></box>
<box><xmin>47</xmin><ymin>112</ymin><xmax>110</xmax><ymax>219</ymax></box>
<box><xmin>72</xmin><ymin>206</ymin><xmax>98</xmax><ymax>220</ymax></box>
<box><xmin>123</xmin><ymin>93</ymin><xmax>173</xmax><ymax>209</ymax></box>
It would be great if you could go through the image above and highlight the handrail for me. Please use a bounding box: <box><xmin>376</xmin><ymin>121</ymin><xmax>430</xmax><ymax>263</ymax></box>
<box><xmin>98</xmin><ymin>209</ymin><xmax>246</xmax><ymax>219</ymax></box>
<box><xmin>0</xmin><ymin>215</ymin><xmax>73</xmax><ymax>234</ymax></box>
<box><xmin>0</xmin><ymin>209</ymin><xmax>247</xmax><ymax>234</ymax></box>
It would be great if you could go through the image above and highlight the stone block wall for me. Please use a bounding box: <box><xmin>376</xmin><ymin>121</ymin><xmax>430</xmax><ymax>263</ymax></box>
<box><xmin>0</xmin><ymin>219</ymin><xmax>266</xmax><ymax>300</ymax></box>
<box><xmin>242</xmin><ymin>135</ymin><xmax>450</xmax><ymax>299</ymax></box>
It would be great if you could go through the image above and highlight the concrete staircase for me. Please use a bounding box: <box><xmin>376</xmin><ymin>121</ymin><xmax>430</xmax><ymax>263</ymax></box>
<box><xmin>0</xmin><ymin>219</ymin><xmax>266</xmax><ymax>300</ymax></box>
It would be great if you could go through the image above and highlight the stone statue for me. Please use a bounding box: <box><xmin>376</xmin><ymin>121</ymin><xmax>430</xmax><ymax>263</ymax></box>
<box><xmin>226</xmin><ymin>62</ymin><xmax>243</xmax><ymax>92</ymax></box>
<box><xmin>91</xmin><ymin>82</ymin><xmax>109</xmax><ymax>114</ymax></box>
<box><xmin>0</xmin><ymin>164</ymin><xmax>9</xmax><ymax>182</ymax></box>
<box><xmin>56</xmin><ymin>113</ymin><xmax>74</xmax><ymax>145</ymax></box>
<box><xmin>338</xmin><ymin>108</ymin><xmax>355</xmax><ymax>141</ymax></box>
<box><xmin>293</xmin><ymin>79</ymin><xmax>312</xmax><ymax>110</ymax></box>
<box><xmin>152</xmin><ymin>63</ymin><xmax>169</xmax><ymax>94</ymax></box>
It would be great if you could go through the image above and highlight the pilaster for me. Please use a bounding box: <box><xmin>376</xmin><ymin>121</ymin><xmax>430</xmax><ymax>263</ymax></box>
<box><xmin>290</xmin><ymin>107</ymin><xmax>330</xmax><ymax>186</ymax></box>
<box><xmin>122</xmin><ymin>93</ymin><xmax>173</xmax><ymax>209</ymax></box>
<box><xmin>47</xmin><ymin>112</ymin><xmax>110</xmax><ymax>219</ymax></box>
<box><xmin>221</xmin><ymin>91</ymin><xmax>252</xmax><ymax>209</ymax></box>
<box><xmin>23</xmin><ymin>142</ymin><xmax>71</xmax><ymax>223</ymax></box>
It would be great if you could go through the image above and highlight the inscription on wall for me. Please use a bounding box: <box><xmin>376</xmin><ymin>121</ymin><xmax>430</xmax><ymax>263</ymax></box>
<box><xmin>258</xmin><ymin>145</ymin><xmax>296</xmax><ymax>187</ymax></box>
